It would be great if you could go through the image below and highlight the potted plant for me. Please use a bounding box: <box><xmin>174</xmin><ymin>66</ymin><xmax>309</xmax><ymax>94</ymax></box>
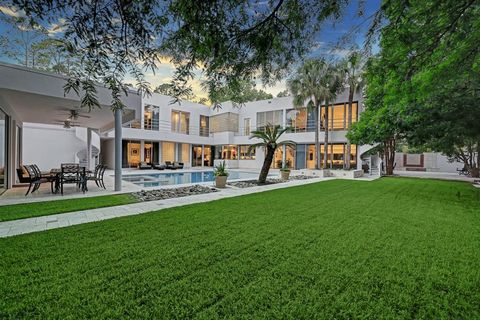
<box><xmin>214</xmin><ymin>161</ymin><xmax>229</xmax><ymax>188</ymax></box>
<box><xmin>280</xmin><ymin>164</ymin><xmax>291</xmax><ymax>181</ymax></box>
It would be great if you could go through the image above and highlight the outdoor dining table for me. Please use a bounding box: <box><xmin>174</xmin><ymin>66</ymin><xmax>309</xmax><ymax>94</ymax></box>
<box><xmin>50</xmin><ymin>167</ymin><xmax>92</xmax><ymax>194</ymax></box>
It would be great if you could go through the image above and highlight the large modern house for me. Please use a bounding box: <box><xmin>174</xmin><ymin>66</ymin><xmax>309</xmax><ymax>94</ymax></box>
<box><xmin>102</xmin><ymin>89</ymin><xmax>362</xmax><ymax>171</ymax></box>
<box><xmin>0</xmin><ymin>62</ymin><xmax>461</xmax><ymax>195</ymax></box>
<box><xmin>0</xmin><ymin>62</ymin><xmax>367</xmax><ymax>194</ymax></box>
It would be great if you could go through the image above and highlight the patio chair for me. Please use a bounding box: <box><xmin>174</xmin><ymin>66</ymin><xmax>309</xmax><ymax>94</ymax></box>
<box><xmin>153</xmin><ymin>163</ymin><xmax>166</xmax><ymax>170</ymax></box>
<box><xmin>59</xmin><ymin>163</ymin><xmax>86</xmax><ymax>195</ymax></box>
<box><xmin>20</xmin><ymin>165</ymin><xmax>57</xmax><ymax>196</ymax></box>
<box><xmin>138</xmin><ymin>162</ymin><xmax>152</xmax><ymax>170</ymax></box>
<box><xmin>21</xmin><ymin>165</ymin><xmax>38</xmax><ymax>196</ymax></box>
<box><xmin>32</xmin><ymin>164</ymin><xmax>57</xmax><ymax>193</ymax></box>
<box><xmin>86</xmin><ymin>164</ymin><xmax>107</xmax><ymax>189</ymax></box>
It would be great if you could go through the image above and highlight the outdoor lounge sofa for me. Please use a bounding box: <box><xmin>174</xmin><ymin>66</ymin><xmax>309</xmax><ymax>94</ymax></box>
<box><xmin>138</xmin><ymin>162</ymin><xmax>152</xmax><ymax>170</ymax></box>
<box><xmin>173</xmin><ymin>162</ymin><xmax>184</xmax><ymax>169</ymax></box>
<box><xmin>165</xmin><ymin>161</ymin><xmax>175</xmax><ymax>170</ymax></box>
<box><xmin>153</xmin><ymin>163</ymin><xmax>166</xmax><ymax>170</ymax></box>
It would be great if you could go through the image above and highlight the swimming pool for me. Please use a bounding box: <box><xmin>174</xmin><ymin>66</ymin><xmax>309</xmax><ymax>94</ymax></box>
<box><xmin>122</xmin><ymin>170</ymin><xmax>261</xmax><ymax>187</ymax></box>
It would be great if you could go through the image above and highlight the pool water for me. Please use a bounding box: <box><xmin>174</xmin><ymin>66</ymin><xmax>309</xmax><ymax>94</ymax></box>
<box><xmin>122</xmin><ymin>170</ymin><xmax>260</xmax><ymax>187</ymax></box>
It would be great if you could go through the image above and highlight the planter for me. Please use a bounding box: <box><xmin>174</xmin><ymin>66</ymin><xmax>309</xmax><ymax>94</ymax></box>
<box><xmin>215</xmin><ymin>175</ymin><xmax>227</xmax><ymax>188</ymax></box>
<box><xmin>280</xmin><ymin>170</ymin><xmax>291</xmax><ymax>181</ymax></box>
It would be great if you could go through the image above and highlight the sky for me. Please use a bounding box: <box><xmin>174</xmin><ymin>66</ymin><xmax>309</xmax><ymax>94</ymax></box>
<box><xmin>0</xmin><ymin>0</ymin><xmax>381</xmax><ymax>99</ymax></box>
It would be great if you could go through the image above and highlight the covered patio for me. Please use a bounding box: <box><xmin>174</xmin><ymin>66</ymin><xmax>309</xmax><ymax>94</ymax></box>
<box><xmin>0</xmin><ymin>62</ymin><xmax>141</xmax><ymax>198</ymax></box>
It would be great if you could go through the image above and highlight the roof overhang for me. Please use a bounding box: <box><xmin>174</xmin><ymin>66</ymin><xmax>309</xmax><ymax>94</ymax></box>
<box><xmin>0</xmin><ymin>63</ymin><xmax>141</xmax><ymax>131</ymax></box>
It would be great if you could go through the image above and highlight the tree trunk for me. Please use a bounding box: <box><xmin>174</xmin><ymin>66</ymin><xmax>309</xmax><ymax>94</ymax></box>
<box><xmin>259</xmin><ymin>146</ymin><xmax>275</xmax><ymax>184</ymax></box>
<box><xmin>471</xmin><ymin>142</ymin><xmax>480</xmax><ymax>178</ymax></box>
<box><xmin>384</xmin><ymin>137</ymin><xmax>396</xmax><ymax>175</ymax></box>
<box><xmin>315</xmin><ymin>106</ymin><xmax>320</xmax><ymax>169</ymax></box>
<box><xmin>323</xmin><ymin>104</ymin><xmax>329</xmax><ymax>169</ymax></box>
<box><xmin>346</xmin><ymin>89</ymin><xmax>354</xmax><ymax>170</ymax></box>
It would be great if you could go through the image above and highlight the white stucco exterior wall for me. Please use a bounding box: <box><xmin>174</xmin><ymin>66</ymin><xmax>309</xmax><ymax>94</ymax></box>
<box><xmin>22</xmin><ymin>123</ymin><xmax>85</xmax><ymax>171</ymax></box>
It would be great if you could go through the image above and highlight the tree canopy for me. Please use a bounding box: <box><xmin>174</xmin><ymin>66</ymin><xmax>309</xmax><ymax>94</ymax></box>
<box><xmin>349</xmin><ymin>0</ymin><xmax>480</xmax><ymax>175</ymax></box>
<box><xmin>5</xmin><ymin>0</ymin><xmax>351</xmax><ymax>110</ymax></box>
<box><xmin>208</xmin><ymin>80</ymin><xmax>273</xmax><ymax>110</ymax></box>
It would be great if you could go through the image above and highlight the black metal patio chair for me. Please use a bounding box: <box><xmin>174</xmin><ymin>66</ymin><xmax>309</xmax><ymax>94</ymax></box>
<box><xmin>86</xmin><ymin>164</ymin><xmax>107</xmax><ymax>189</ymax></box>
<box><xmin>59</xmin><ymin>163</ymin><xmax>86</xmax><ymax>195</ymax></box>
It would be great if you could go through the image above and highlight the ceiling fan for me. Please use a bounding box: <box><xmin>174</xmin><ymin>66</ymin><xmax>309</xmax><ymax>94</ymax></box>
<box><xmin>53</xmin><ymin>119</ymin><xmax>80</xmax><ymax>129</ymax></box>
<box><xmin>56</xmin><ymin>108</ymin><xmax>91</xmax><ymax>120</ymax></box>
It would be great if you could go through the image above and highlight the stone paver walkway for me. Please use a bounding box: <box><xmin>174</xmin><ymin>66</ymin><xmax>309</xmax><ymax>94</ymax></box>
<box><xmin>0</xmin><ymin>177</ymin><xmax>349</xmax><ymax>238</ymax></box>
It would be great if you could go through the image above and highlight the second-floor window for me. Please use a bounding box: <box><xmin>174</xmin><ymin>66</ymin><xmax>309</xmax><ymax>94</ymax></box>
<box><xmin>144</xmin><ymin>105</ymin><xmax>159</xmax><ymax>130</ymax></box>
<box><xmin>256</xmin><ymin>110</ymin><xmax>283</xmax><ymax>131</ymax></box>
<box><xmin>243</xmin><ymin>118</ymin><xmax>251</xmax><ymax>136</ymax></box>
<box><xmin>286</xmin><ymin>108</ymin><xmax>315</xmax><ymax>133</ymax></box>
<box><xmin>199</xmin><ymin>115</ymin><xmax>209</xmax><ymax>136</ymax></box>
<box><xmin>171</xmin><ymin>110</ymin><xmax>190</xmax><ymax>134</ymax></box>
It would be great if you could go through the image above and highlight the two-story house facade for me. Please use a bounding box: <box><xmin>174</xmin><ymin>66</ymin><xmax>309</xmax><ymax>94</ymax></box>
<box><xmin>100</xmin><ymin>89</ymin><xmax>363</xmax><ymax>171</ymax></box>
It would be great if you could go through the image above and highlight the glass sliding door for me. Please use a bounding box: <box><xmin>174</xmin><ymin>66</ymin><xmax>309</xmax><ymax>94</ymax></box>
<box><xmin>144</xmin><ymin>142</ymin><xmax>153</xmax><ymax>164</ymax></box>
<box><xmin>192</xmin><ymin>146</ymin><xmax>203</xmax><ymax>167</ymax></box>
<box><xmin>162</xmin><ymin>142</ymin><xmax>175</xmax><ymax>162</ymax></box>
<box><xmin>0</xmin><ymin>109</ymin><xmax>6</xmax><ymax>192</ymax></box>
<box><xmin>295</xmin><ymin>145</ymin><xmax>306</xmax><ymax>169</ymax></box>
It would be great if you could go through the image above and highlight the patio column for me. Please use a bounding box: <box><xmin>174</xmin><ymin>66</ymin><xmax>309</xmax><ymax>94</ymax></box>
<box><xmin>86</xmin><ymin>128</ymin><xmax>92</xmax><ymax>170</ymax></box>
<box><xmin>114</xmin><ymin>109</ymin><xmax>122</xmax><ymax>191</ymax></box>
<box><xmin>201</xmin><ymin>145</ymin><xmax>205</xmax><ymax>167</ymax></box>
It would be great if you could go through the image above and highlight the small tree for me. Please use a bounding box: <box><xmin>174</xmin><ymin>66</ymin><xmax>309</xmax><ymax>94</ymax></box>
<box><xmin>249</xmin><ymin>124</ymin><xmax>295</xmax><ymax>184</ymax></box>
<box><xmin>347</xmin><ymin>57</ymin><xmax>403</xmax><ymax>175</ymax></box>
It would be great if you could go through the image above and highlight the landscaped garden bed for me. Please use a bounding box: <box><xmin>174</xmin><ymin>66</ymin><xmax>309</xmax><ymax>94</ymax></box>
<box><xmin>228</xmin><ymin>175</ymin><xmax>316</xmax><ymax>188</ymax></box>
<box><xmin>132</xmin><ymin>185</ymin><xmax>218</xmax><ymax>202</ymax></box>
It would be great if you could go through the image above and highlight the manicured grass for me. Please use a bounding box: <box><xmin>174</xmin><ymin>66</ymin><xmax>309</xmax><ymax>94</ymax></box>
<box><xmin>0</xmin><ymin>193</ymin><xmax>138</xmax><ymax>222</ymax></box>
<box><xmin>1</xmin><ymin>178</ymin><xmax>479</xmax><ymax>318</ymax></box>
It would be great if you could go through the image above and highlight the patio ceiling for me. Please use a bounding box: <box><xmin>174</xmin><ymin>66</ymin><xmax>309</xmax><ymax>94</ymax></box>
<box><xmin>0</xmin><ymin>63</ymin><xmax>141</xmax><ymax>131</ymax></box>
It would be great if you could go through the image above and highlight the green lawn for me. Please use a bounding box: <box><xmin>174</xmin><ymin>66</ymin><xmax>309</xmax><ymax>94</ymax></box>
<box><xmin>0</xmin><ymin>193</ymin><xmax>138</xmax><ymax>222</ymax></box>
<box><xmin>1</xmin><ymin>178</ymin><xmax>479</xmax><ymax>319</ymax></box>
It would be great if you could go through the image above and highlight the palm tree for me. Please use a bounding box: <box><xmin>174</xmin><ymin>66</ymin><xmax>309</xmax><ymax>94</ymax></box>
<box><xmin>340</xmin><ymin>51</ymin><xmax>364</xmax><ymax>169</ymax></box>
<box><xmin>249</xmin><ymin>124</ymin><xmax>296</xmax><ymax>184</ymax></box>
<box><xmin>322</xmin><ymin>69</ymin><xmax>343</xmax><ymax>169</ymax></box>
<box><xmin>288</xmin><ymin>59</ymin><xmax>341</xmax><ymax>169</ymax></box>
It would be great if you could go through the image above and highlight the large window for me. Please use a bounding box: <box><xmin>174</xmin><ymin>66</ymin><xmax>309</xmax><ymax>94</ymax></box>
<box><xmin>215</xmin><ymin>145</ymin><xmax>238</xmax><ymax>160</ymax></box>
<box><xmin>243</xmin><ymin>118</ymin><xmax>251</xmax><ymax>136</ymax></box>
<box><xmin>239</xmin><ymin>145</ymin><xmax>255</xmax><ymax>160</ymax></box>
<box><xmin>285</xmin><ymin>108</ymin><xmax>315</xmax><ymax>133</ymax></box>
<box><xmin>293</xmin><ymin>143</ymin><xmax>357</xmax><ymax>169</ymax></box>
<box><xmin>122</xmin><ymin>140</ymin><xmax>141</xmax><ymax>168</ymax></box>
<box><xmin>210</xmin><ymin>113</ymin><xmax>239</xmax><ymax>133</ymax></box>
<box><xmin>162</xmin><ymin>142</ymin><xmax>175</xmax><ymax>162</ymax></box>
<box><xmin>144</xmin><ymin>141</ymin><xmax>159</xmax><ymax>164</ymax></box>
<box><xmin>171</xmin><ymin>110</ymin><xmax>190</xmax><ymax>134</ymax></box>
<box><xmin>256</xmin><ymin>110</ymin><xmax>283</xmax><ymax>131</ymax></box>
<box><xmin>0</xmin><ymin>109</ymin><xmax>7</xmax><ymax>192</ymax></box>
<box><xmin>199</xmin><ymin>115</ymin><xmax>209</xmax><ymax>136</ymax></box>
<box><xmin>179</xmin><ymin>143</ymin><xmax>190</xmax><ymax>163</ymax></box>
<box><xmin>320</xmin><ymin>102</ymin><xmax>358</xmax><ymax>131</ymax></box>
<box><xmin>144</xmin><ymin>105</ymin><xmax>159</xmax><ymax>130</ymax></box>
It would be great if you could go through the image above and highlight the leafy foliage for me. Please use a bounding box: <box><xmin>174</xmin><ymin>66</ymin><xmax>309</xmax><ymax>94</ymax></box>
<box><xmin>249</xmin><ymin>124</ymin><xmax>295</xmax><ymax>183</ymax></box>
<box><xmin>276</xmin><ymin>89</ymin><xmax>290</xmax><ymax>97</ymax></box>
<box><xmin>6</xmin><ymin>0</ymin><xmax>350</xmax><ymax>110</ymax></box>
<box><xmin>350</xmin><ymin>0</ymin><xmax>480</xmax><ymax>176</ymax></box>
<box><xmin>213</xmin><ymin>160</ymin><xmax>229</xmax><ymax>177</ymax></box>
<box><xmin>208</xmin><ymin>80</ymin><xmax>273</xmax><ymax>110</ymax></box>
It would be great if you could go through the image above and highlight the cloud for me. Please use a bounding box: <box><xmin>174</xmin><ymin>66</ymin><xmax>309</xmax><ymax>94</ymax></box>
<box><xmin>46</xmin><ymin>18</ymin><xmax>67</xmax><ymax>35</ymax></box>
<box><xmin>0</xmin><ymin>5</ymin><xmax>25</xmax><ymax>18</ymax></box>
